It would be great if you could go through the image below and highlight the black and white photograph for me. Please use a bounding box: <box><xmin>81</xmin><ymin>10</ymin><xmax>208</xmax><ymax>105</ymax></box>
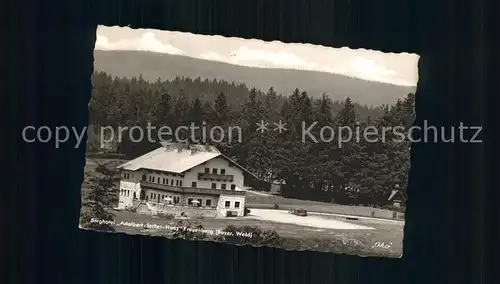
<box><xmin>80</xmin><ymin>26</ymin><xmax>419</xmax><ymax>258</ymax></box>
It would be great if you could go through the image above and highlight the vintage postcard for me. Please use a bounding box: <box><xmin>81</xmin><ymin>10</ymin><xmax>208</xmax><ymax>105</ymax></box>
<box><xmin>80</xmin><ymin>25</ymin><xmax>419</xmax><ymax>258</ymax></box>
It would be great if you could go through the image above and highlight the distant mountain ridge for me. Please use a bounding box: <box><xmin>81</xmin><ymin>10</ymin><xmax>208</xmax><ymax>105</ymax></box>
<box><xmin>93</xmin><ymin>50</ymin><xmax>416</xmax><ymax>106</ymax></box>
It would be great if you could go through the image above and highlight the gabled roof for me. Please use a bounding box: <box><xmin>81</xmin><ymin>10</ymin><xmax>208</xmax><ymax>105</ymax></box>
<box><xmin>117</xmin><ymin>142</ymin><xmax>220</xmax><ymax>173</ymax></box>
<box><xmin>117</xmin><ymin>142</ymin><xmax>260</xmax><ymax>180</ymax></box>
<box><xmin>219</xmin><ymin>153</ymin><xmax>260</xmax><ymax>180</ymax></box>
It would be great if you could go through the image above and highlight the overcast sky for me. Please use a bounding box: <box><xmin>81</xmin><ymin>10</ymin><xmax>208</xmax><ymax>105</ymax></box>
<box><xmin>95</xmin><ymin>26</ymin><xmax>419</xmax><ymax>86</ymax></box>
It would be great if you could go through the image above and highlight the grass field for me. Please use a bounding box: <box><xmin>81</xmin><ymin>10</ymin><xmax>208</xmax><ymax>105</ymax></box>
<box><xmin>245</xmin><ymin>191</ymin><xmax>401</xmax><ymax>220</ymax></box>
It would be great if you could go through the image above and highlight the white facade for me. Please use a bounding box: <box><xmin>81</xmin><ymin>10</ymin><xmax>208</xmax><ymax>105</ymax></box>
<box><xmin>117</xmin><ymin>153</ymin><xmax>248</xmax><ymax>217</ymax></box>
<box><xmin>217</xmin><ymin>194</ymin><xmax>245</xmax><ymax>217</ymax></box>
<box><xmin>185</xmin><ymin>157</ymin><xmax>245</xmax><ymax>189</ymax></box>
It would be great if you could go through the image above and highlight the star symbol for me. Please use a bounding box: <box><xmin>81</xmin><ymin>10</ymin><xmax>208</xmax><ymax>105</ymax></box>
<box><xmin>256</xmin><ymin>120</ymin><xmax>270</xmax><ymax>133</ymax></box>
<box><xmin>273</xmin><ymin>120</ymin><xmax>287</xmax><ymax>133</ymax></box>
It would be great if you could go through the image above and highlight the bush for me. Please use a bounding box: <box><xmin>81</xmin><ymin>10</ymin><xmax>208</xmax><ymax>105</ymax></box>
<box><xmin>79</xmin><ymin>210</ymin><xmax>116</xmax><ymax>233</ymax></box>
<box><xmin>156</xmin><ymin>212</ymin><xmax>175</xmax><ymax>220</ymax></box>
<box><xmin>215</xmin><ymin>225</ymin><xmax>282</xmax><ymax>247</ymax></box>
<box><xmin>282</xmin><ymin>236</ymin><xmax>369</xmax><ymax>255</ymax></box>
<box><xmin>171</xmin><ymin>220</ymin><xmax>207</xmax><ymax>241</ymax></box>
<box><xmin>244</xmin><ymin>207</ymin><xmax>251</xmax><ymax>216</ymax></box>
<box><xmin>273</xmin><ymin>204</ymin><xmax>280</xmax><ymax>209</ymax></box>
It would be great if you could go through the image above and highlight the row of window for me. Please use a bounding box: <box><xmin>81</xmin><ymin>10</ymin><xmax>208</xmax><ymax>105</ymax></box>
<box><xmin>139</xmin><ymin>174</ymin><xmax>237</xmax><ymax>190</ymax></box>
<box><xmin>120</xmin><ymin>189</ymin><xmax>133</xmax><ymax>197</ymax></box>
<box><xmin>185</xmin><ymin>198</ymin><xmax>239</xmax><ymax>209</ymax></box>
<box><xmin>120</xmin><ymin>189</ymin><xmax>241</xmax><ymax>209</ymax></box>
<box><xmin>204</xmin><ymin>167</ymin><xmax>227</xmax><ymax>175</ymax></box>
<box><xmin>122</xmin><ymin>172</ymin><xmax>184</xmax><ymax>186</ymax></box>
<box><xmin>194</xmin><ymin>182</ymin><xmax>236</xmax><ymax>190</ymax></box>
<box><xmin>148</xmin><ymin>192</ymin><xmax>180</xmax><ymax>204</ymax></box>
<box><xmin>123</xmin><ymin>167</ymin><xmax>230</xmax><ymax>182</ymax></box>
<box><xmin>224</xmin><ymin>200</ymin><xmax>240</xmax><ymax>209</ymax></box>
<box><xmin>145</xmin><ymin>175</ymin><xmax>183</xmax><ymax>186</ymax></box>
<box><xmin>187</xmin><ymin>198</ymin><xmax>212</xmax><ymax>207</ymax></box>
<box><xmin>147</xmin><ymin>194</ymin><xmax>217</xmax><ymax>208</ymax></box>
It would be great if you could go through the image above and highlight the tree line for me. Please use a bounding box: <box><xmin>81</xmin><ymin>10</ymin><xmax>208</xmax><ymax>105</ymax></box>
<box><xmin>88</xmin><ymin>71</ymin><xmax>415</xmax><ymax>207</ymax></box>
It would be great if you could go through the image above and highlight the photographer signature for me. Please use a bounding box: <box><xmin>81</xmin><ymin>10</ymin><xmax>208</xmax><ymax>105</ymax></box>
<box><xmin>372</xmin><ymin>241</ymin><xmax>392</xmax><ymax>249</ymax></box>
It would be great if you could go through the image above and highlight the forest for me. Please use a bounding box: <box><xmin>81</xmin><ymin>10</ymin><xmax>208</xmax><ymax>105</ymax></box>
<box><xmin>88</xmin><ymin>71</ymin><xmax>415</xmax><ymax>207</ymax></box>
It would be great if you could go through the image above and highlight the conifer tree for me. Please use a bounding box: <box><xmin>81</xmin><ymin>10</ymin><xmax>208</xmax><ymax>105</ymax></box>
<box><xmin>190</xmin><ymin>98</ymin><xmax>204</xmax><ymax>125</ymax></box>
<box><xmin>214</xmin><ymin>91</ymin><xmax>230</xmax><ymax>124</ymax></box>
<box><xmin>152</xmin><ymin>90</ymin><xmax>173</xmax><ymax>127</ymax></box>
<box><xmin>80</xmin><ymin>164</ymin><xmax>119</xmax><ymax>231</ymax></box>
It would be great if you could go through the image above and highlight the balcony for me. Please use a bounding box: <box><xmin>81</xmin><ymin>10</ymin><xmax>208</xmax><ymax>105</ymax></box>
<box><xmin>198</xmin><ymin>172</ymin><xmax>234</xmax><ymax>182</ymax></box>
<box><xmin>140</xmin><ymin>181</ymin><xmax>245</xmax><ymax>196</ymax></box>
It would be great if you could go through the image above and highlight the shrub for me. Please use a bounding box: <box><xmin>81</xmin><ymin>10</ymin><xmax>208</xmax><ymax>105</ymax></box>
<box><xmin>215</xmin><ymin>225</ymin><xmax>282</xmax><ymax>247</ymax></box>
<box><xmin>79</xmin><ymin>209</ymin><xmax>115</xmax><ymax>233</ymax></box>
<box><xmin>282</xmin><ymin>236</ymin><xmax>369</xmax><ymax>255</ymax></box>
<box><xmin>171</xmin><ymin>220</ymin><xmax>207</xmax><ymax>241</ymax></box>
<box><xmin>156</xmin><ymin>212</ymin><xmax>175</xmax><ymax>220</ymax></box>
